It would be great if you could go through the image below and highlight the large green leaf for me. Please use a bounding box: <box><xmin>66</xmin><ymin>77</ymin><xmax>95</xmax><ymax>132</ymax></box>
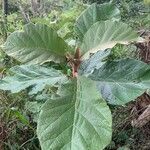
<box><xmin>80</xmin><ymin>20</ymin><xmax>139</xmax><ymax>59</ymax></box>
<box><xmin>37</xmin><ymin>77</ymin><xmax>112</xmax><ymax>150</ymax></box>
<box><xmin>0</xmin><ymin>65</ymin><xmax>67</xmax><ymax>94</ymax></box>
<box><xmin>2</xmin><ymin>23</ymin><xmax>70</xmax><ymax>64</ymax></box>
<box><xmin>89</xmin><ymin>58</ymin><xmax>150</xmax><ymax>105</ymax></box>
<box><xmin>75</xmin><ymin>2</ymin><xmax>120</xmax><ymax>41</ymax></box>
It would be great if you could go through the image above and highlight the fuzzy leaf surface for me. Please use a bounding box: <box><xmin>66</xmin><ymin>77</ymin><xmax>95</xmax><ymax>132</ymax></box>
<box><xmin>0</xmin><ymin>65</ymin><xmax>67</xmax><ymax>94</ymax></box>
<box><xmin>2</xmin><ymin>23</ymin><xmax>70</xmax><ymax>64</ymax></box>
<box><xmin>37</xmin><ymin>77</ymin><xmax>112</xmax><ymax>150</ymax></box>
<box><xmin>89</xmin><ymin>58</ymin><xmax>150</xmax><ymax>105</ymax></box>
<box><xmin>80</xmin><ymin>20</ymin><xmax>139</xmax><ymax>59</ymax></box>
<box><xmin>75</xmin><ymin>3</ymin><xmax>120</xmax><ymax>41</ymax></box>
<box><xmin>79</xmin><ymin>49</ymin><xmax>111</xmax><ymax>76</ymax></box>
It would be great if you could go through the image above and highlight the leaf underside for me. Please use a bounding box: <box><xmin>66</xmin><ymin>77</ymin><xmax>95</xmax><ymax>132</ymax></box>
<box><xmin>89</xmin><ymin>58</ymin><xmax>150</xmax><ymax>105</ymax></box>
<box><xmin>0</xmin><ymin>65</ymin><xmax>67</xmax><ymax>94</ymax></box>
<box><xmin>37</xmin><ymin>77</ymin><xmax>112</xmax><ymax>150</ymax></box>
<box><xmin>79</xmin><ymin>49</ymin><xmax>111</xmax><ymax>76</ymax></box>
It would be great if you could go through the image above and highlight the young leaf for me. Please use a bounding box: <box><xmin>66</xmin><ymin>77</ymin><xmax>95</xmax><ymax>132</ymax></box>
<box><xmin>89</xmin><ymin>58</ymin><xmax>150</xmax><ymax>105</ymax></box>
<box><xmin>2</xmin><ymin>23</ymin><xmax>70</xmax><ymax>64</ymax></box>
<box><xmin>0</xmin><ymin>65</ymin><xmax>68</xmax><ymax>94</ymax></box>
<box><xmin>80</xmin><ymin>20</ymin><xmax>139</xmax><ymax>59</ymax></box>
<box><xmin>37</xmin><ymin>77</ymin><xmax>112</xmax><ymax>150</ymax></box>
<box><xmin>75</xmin><ymin>3</ymin><xmax>120</xmax><ymax>41</ymax></box>
<box><xmin>11</xmin><ymin>109</ymin><xmax>29</xmax><ymax>125</ymax></box>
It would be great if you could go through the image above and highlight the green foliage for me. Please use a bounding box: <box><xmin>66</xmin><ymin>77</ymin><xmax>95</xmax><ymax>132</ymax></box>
<box><xmin>25</xmin><ymin>101</ymin><xmax>43</xmax><ymax>122</ymax></box>
<box><xmin>83</xmin><ymin>0</ymin><xmax>110</xmax><ymax>4</ymax></box>
<box><xmin>0</xmin><ymin>1</ymin><xmax>150</xmax><ymax>150</ymax></box>
<box><xmin>80</xmin><ymin>20</ymin><xmax>139</xmax><ymax>59</ymax></box>
<box><xmin>75</xmin><ymin>2</ymin><xmax>121</xmax><ymax>41</ymax></box>
<box><xmin>89</xmin><ymin>58</ymin><xmax>150</xmax><ymax>105</ymax></box>
<box><xmin>144</xmin><ymin>0</ymin><xmax>150</xmax><ymax>5</ymax></box>
<box><xmin>0</xmin><ymin>64</ymin><xmax>67</xmax><ymax>94</ymax></box>
<box><xmin>0</xmin><ymin>91</ymin><xmax>40</xmax><ymax>149</ymax></box>
<box><xmin>108</xmin><ymin>44</ymin><xmax>137</xmax><ymax>60</ymax></box>
<box><xmin>6</xmin><ymin>13</ymin><xmax>23</xmax><ymax>32</ymax></box>
<box><xmin>32</xmin><ymin>1</ymin><xmax>85</xmax><ymax>41</ymax></box>
<box><xmin>56</xmin><ymin>4</ymin><xmax>85</xmax><ymax>40</ymax></box>
<box><xmin>79</xmin><ymin>49</ymin><xmax>111</xmax><ymax>76</ymax></box>
<box><xmin>2</xmin><ymin>23</ymin><xmax>71</xmax><ymax>64</ymax></box>
<box><xmin>37</xmin><ymin>77</ymin><xmax>112</xmax><ymax>150</ymax></box>
<box><xmin>128</xmin><ymin>13</ymin><xmax>150</xmax><ymax>29</ymax></box>
<box><xmin>114</xmin><ymin>0</ymin><xmax>150</xmax><ymax>30</ymax></box>
<box><xmin>0</xmin><ymin>12</ymin><xmax>24</xmax><ymax>38</ymax></box>
<box><xmin>117</xmin><ymin>0</ymin><xmax>148</xmax><ymax>19</ymax></box>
